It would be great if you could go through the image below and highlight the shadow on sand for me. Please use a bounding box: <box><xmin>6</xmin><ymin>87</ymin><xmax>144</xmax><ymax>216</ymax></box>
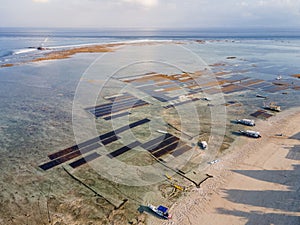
<box><xmin>217</xmin><ymin>209</ymin><xmax>299</xmax><ymax>225</ymax></box>
<box><xmin>231</xmin><ymin>131</ymin><xmax>243</xmax><ymax>137</ymax></box>
<box><xmin>289</xmin><ymin>132</ymin><xmax>300</xmax><ymax>140</ymax></box>
<box><xmin>285</xmin><ymin>145</ymin><xmax>300</xmax><ymax>160</ymax></box>
<box><xmin>217</xmin><ymin>164</ymin><xmax>300</xmax><ymax>225</ymax></box>
<box><xmin>230</xmin><ymin>120</ymin><xmax>239</xmax><ymax>125</ymax></box>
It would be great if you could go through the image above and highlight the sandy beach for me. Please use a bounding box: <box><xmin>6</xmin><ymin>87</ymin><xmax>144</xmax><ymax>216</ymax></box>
<box><xmin>147</xmin><ymin>107</ymin><xmax>300</xmax><ymax>225</ymax></box>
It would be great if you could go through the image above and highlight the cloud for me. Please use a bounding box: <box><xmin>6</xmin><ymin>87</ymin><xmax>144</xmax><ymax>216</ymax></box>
<box><xmin>2</xmin><ymin>0</ymin><xmax>300</xmax><ymax>28</ymax></box>
<box><xmin>236</xmin><ymin>0</ymin><xmax>300</xmax><ymax>21</ymax></box>
<box><xmin>32</xmin><ymin>0</ymin><xmax>49</xmax><ymax>3</ymax></box>
<box><xmin>121</xmin><ymin>0</ymin><xmax>158</xmax><ymax>8</ymax></box>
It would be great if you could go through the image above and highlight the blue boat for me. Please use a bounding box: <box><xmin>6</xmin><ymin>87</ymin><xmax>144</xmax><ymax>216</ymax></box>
<box><xmin>148</xmin><ymin>204</ymin><xmax>172</xmax><ymax>219</ymax></box>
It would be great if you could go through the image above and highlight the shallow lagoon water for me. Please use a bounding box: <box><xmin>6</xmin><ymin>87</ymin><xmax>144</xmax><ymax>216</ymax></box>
<box><xmin>0</xmin><ymin>32</ymin><xmax>300</xmax><ymax>163</ymax></box>
<box><xmin>0</xmin><ymin>29</ymin><xmax>300</xmax><ymax>224</ymax></box>
<box><xmin>0</xmin><ymin>35</ymin><xmax>300</xmax><ymax>161</ymax></box>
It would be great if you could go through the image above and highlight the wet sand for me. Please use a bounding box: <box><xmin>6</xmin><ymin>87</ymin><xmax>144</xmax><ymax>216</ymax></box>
<box><xmin>0</xmin><ymin>41</ymin><xmax>177</xmax><ymax>68</ymax></box>
<box><xmin>0</xmin><ymin>44</ymin><xmax>116</xmax><ymax>68</ymax></box>
<box><xmin>31</xmin><ymin>45</ymin><xmax>115</xmax><ymax>62</ymax></box>
<box><xmin>148</xmin><ymin>107</ymin><xmax>300</xmax><ymax>225</ymax></box>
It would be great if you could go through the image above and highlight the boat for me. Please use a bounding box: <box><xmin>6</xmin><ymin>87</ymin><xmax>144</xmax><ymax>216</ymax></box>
<box><xmin>264</xmin><ymin>102</ymin><xmax>281</xmax><ymax>112</ymax></box>
<box><xmin>209</xmin><ymin>159</ymin><xmax>220</xmax><ymax>164</ymax></box>
<box><xmin>201</xmin><ymin>97</ymin><xmax>211</xmax><ymax>101</ymax></box>
<box><xmin>157</xmin><ymin>130</ymin><xmax>168</xmax><ymax>134</ymax></box>
<box><xmin>148</xmin><ymin>204</ymin><xmax>172</xmax><ymax>219</ymax></box>
<box><xmin>239</xmin><ymin>130</ymin><xmax>261</xmax><ymax>138</ymax></box>
<box><xmin>236</xmin><ymin>119</ymin><xmax>255</xmax><ymax>126</ymax></box>
<box><xmin>37</xmin><ymin>46</ymin><xmax>46</xmax><ymax>50</ymax></box>
<box><xmin>199</xmin><ymin>141</ymin><xmax>208</xmax><ymax>149</ymax></box>
<box><xmin>256</xmin><ymin>94</ymin><xmax>267</xmax><ymax>99</ymax></box>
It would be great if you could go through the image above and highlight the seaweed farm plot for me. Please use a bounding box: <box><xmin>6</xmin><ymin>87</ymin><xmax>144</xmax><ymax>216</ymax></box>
<box><xmin>171</xmin><ymin>145</ymin><xmax>193</xmax><ymax>157</ymax></box>
<box><xmin>164</xmin><ymin>98</ymin><xmax>200</xmax><ymax>109</ymax></box>
<box><xmin>221</xmin><ymin>84</ymin><xmax>248</xmax><ymax>94</ymax></box>
<box><xmin>113</xmin><ymin>118</ymin><xmax>150</xmax><ymax>134</ymax></box>
<box><xmin>140</xmin><ymin>134</ymin><xmax>172</xmax><ymax>150</ymax></box>
<box><xmin>191</xmin><ymin>74</ymin><xmax>266</xmax><ymax>95</ymax></box>
<box><xmin>48</xmin><ymin>137</ymin><xmax>102</xmax><ymax>160</ymax></box>
<box><xmin>134</xmin><ymin>81</ymin><xmax>183</xmax><ymax>102</ymax></box>
<box><xmin>262</xmin><ymin>84</ymin><xmax>289</xmax><ymax>93</ymax></box>
<box><xmin>263</xmin><ymin>79</ymin><xmax>300</xmax><ymax>93</ymax></box>
<box><xmin>140</xmin><ymin>133</ymin><xmax>191</xmax><ymax>159</ymax></box>
<box><xmin>239</xmin><ymin>79</ymin><xmax>264</xmax><ymax>87</ymax></box>
<box><xmin>218</xmin><ymin>77</ymin><xmax>298</xmax><ymax>95</ymax></box>
<box><xmin>39</xmin><ymin>143</ymin><xmax>102</xmax><ymax>171</ymax></box>
<box><xmin>239</xmin><ymin>78</ymin><xmax>300</xmax><ymax>93</ymax></box>
<box><xmin>108</xmin><ymin>141</ymin><xmax>141</xmax><ymax>158</ymax></box>
<box><xmin>207</xmin><ymin>65</ymin><xmax>300</xmax><ymax>95</ymax></box>
<box><xmin>143</xmin><ymin>135</ymin><xmax>179</xmax><ymax>153</ymax></box>
<box><xmin>101</xmin><ymin>135</ymin><xmax>120</xmax><ymax>146</ymax></box>
<box><xmin>119</xmin><ymin>71</ymin><xmax>259</xmax><ymax>100</ymax></box>
<box><xmin>105</xmin><ymin>92</ymin><xmax>134</xmax><ymax>102</ymax></box>
<box><xmin>39</xmin><ymin>118</ymin><xmax>151</xmax><ymax>171</ymax></box>
<box><xmin>247</xmin><ymin>82</ymin><xmax>271</xmax><ymax>89</ymax></box>
<box><xmin>139</xmin><ymin>89</ymin><xmax>175</xmax><ymax>102</ymax></box>
<box><xmin>119</xmin><ymin>73</ymin><xmax>195</xmax><ymax>102</ymax></box>
<box><xmin>152</xmin><ymin>141</ymin><xmax>184</xmax><ymax>158</ymax></box>
<box><xmin>218</xmin><ymin>74</ymin><xmax>249</xmax><ymax>84</ymax></box>
<box><xmin>250</xmin><ymin>110</ymin><xmax>274</xmax><ymax>119</ymax></box>
<box><xmin>69</xmin><ymin>152</ymin><xmax>101</xmax><ymax>169</ymax></box>
<box><xmin>103</xmin><ymin>112</ymin><xmax>131</xmax><ymax>121</ymax></box>
<box><xmin>85</xmin><ymin>93</ymin><xmax>149</xmax><ymax>119</ymax></box>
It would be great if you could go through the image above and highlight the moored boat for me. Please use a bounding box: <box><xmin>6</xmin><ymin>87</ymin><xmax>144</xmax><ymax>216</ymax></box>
<box><xmin>264</xmin><ymin>102</ymin><xmax>281</xmax><ymax>112</ymax></box>
<box><xmin>236</xmin><ymin>119</ymin><xmax>255</xmax><ymax>126</ymax></box>
<box><xmin>148</xmin><ymin>204</ymin><xmax>172</xmax><ymax>219</ymax></box>
<box><xmin>239</xmin><ymin>130</ymin><xmax>261</xmax><ymax>138</ymax></box>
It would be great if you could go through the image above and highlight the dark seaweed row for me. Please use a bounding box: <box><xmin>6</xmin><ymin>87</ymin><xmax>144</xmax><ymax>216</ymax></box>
<box><xmin>86</xmin><ymin>95</ymin><xmax>149</xmax><ymax>118</ymax></box>
<box><xmin>69</xmin><ymin>152</ymin><xmax>101</xmax><ymax>169</ymax></box>
<box><xmin>40</xmin><ymin>119</ymin><xmax>151</xmax><ymax>170</ymax></box>
<box><xmin>40</xmin><ymin>143</ymin><xmax>101</xmax><ymax>171</ymax></box>
<box><xmin>108</xmin><ymin>141</ymin><xmax>141</xmax><ymax>158</ymax></box>
<box><xmin>103</xmin><ymin>112</ymin><xmax>131</xmax><ymax>121</ymax></box>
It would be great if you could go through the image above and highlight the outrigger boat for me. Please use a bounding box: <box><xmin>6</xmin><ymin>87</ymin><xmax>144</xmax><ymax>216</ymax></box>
<box><xmin>148</xmin><ymin>204</ymin><xmax>172</xmax><ymax>220</ymax></box>
<box><xmin>264</xmin><ymin>102</ymin><xmax>281</xmax><ymax>112</ymax></box>
<box><xmin>236</xmin><ymin>119</ymin><xmax>255</xmax><ymax>126</ymax></box>
<box><xmin>239</xmin><ymin>130</ymin><xmax>261</xmax><ymax>138</ymax></box>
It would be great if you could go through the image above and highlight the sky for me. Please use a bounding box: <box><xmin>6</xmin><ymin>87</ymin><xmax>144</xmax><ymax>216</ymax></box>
<box><xmin>1</xmin><ymin>0</ymin><xmax>300</xmax><ymax>29</ymax></box>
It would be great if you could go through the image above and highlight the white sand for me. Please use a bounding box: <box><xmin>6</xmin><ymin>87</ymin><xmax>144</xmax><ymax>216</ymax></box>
<box><xmin>148</xmin><ymin>107</ymin><xmax>300</xmax><ymax>225</ymax></box>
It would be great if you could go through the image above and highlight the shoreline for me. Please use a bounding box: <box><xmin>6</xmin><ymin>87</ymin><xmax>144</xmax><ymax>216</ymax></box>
<box><xmin>148</xmin><ymin>107</ymin><xmax>300</xmax><ymax>225</ymax></box>
<box><xmin>0</xmin><ymin>44</ymin><xmax>117</xmax><ymax>68</ymax></box>
<box><xmin>0</xmin><ymin>40</ymin><xmax>179</xmax><ymax>68</ymax></box>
